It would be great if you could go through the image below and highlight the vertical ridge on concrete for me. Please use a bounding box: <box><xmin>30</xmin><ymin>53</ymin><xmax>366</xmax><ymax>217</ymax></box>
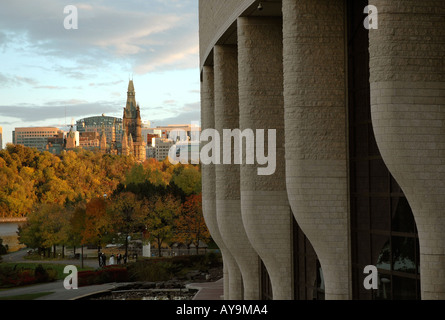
<box><xmin>212</xmin><ymin>46</ymin><xmax>244</xmax><ymax>300</ymax></box>
<box><xmin>368</xmin><ymin>0</ymin><xmax>445</xmax><ymax>299</ymax></box>
<box><xmin>237</xmin><ymin>17</ymin><xmax>293</xmax><ymax>300</ymax></box>
<box><xmin>282</xmin><ymin>0</ymin><xmax>351</xmax><ymax>299</ymax></box>
<box><xmin>200</xmin><ymin>65</ymin><xmax>230</xmax><ymax>300</ymax></box>
<box><xmin>213</xmin><ymin>45</ymin><xmax>262</xmax><ymax>300</ymax></box>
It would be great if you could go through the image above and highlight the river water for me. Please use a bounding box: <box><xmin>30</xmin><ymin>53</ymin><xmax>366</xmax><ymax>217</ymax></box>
<box><xmin>0</xmin><ymin>222</ymin><xmax>25</xmax><ymax>252</ymax></box>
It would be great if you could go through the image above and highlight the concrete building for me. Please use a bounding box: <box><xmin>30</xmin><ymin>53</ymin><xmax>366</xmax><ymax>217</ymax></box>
<box><xmin>199</xmin><ymin>0</ymin><xmax>445</xmax><ymax>300</ymax></box>
<box><xmin>153</xmin><ymin>124</ymin><xmax>200</xmax><ymax>141</ymax></box>
<box><xmin>76</xmin><ymin>115</ymin><xmax>122</xmax><ymax>153</ymax></box>
<box><xmin>152</xmin><ymin>137</ymin><xmax>175</xmax><ymax>162</ymax></box>
<box><xmin>13</xmin><ymin>127</ymin><xmax>62</xmax><ymax>152</ymax></box>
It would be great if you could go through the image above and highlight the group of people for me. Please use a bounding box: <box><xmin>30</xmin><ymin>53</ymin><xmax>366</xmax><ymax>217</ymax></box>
<box><xmin>98</xmin><ymin>252</ymin><xmax>126</xmax><ymax>267</ymax></box>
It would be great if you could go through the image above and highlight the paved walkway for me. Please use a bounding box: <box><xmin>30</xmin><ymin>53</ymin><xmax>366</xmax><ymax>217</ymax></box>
<box><xmin>0</xmin><ymin>280</ymin><xmax>117</xmax><ymax>300</ymax></box>
<box><xmin>0</xmin><ymin>279</ymin><xmax>224</xmax><ymax>300</ymax></box>
<box><xmin>187</xmin><ymin>278</ymin><xmax>224</xmax><ymax>300</ymax></box>
<box><xmin>1</xmin><ymin>249</ymin><xmax>224</xmax><ymax>300</ymax></box>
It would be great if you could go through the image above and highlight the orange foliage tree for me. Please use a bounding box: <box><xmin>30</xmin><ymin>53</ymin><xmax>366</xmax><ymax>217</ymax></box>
<box><xmin>174</xmin><ymin>193</ymin><xmax>210</xmax><ymax>254</ymax></box>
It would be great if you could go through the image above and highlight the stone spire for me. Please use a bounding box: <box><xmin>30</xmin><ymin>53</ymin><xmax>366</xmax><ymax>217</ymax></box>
<box><xmin>128</xmin><ymin>133</ymin><xmax>134</xmax><ymax>154</ymax></box>
<box><xmin>121</xmin><ymin>122</ymin><xmax>129</xmax><ymax>156</ymax></box>
<box><xmin>125</xmin><ymin>80</ymin><xmax>137</xmax><ymax>118</ymax></box>
<box><xmin>99</xmin><ymin>123</ymin><xmax>107</xmax><ymax>153</ymax></box>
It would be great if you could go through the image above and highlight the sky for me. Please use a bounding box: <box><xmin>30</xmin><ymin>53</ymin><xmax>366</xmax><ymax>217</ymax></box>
<box><xmin>0</xmin><ymin>0</ymin><xmax>201</xmax><ymax>148</ymax></box>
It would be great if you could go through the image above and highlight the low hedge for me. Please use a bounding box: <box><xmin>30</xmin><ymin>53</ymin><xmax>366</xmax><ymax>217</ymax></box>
<box><xmin>78</xmin><ymin>266</ymin><xmax>129</xmax><ymax>287</ymax></box>
<box><xmin>0</xmin><ymin>264</ymin><xmax>58</xmax><ymax>288</ymax></box>
<box><xmin>127</xmin><ymin>252</ymin><xmax>222</xmax><ymax>282</ymax></box>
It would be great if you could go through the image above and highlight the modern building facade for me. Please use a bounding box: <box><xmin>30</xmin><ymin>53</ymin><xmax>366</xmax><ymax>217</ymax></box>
<box><xmin>199</xmin><ymin>0</ymin><xmax>445</xmax><ymax>300</ymax></box>
<box><xmin>152</xmin><ymin>137</ymin><xmax>175</xmax><ymax>162</ymax></box>
<box><xmin>12</xmin><ymin>127</ymin><xmax>62</xmax><ymax>152</ymax></box>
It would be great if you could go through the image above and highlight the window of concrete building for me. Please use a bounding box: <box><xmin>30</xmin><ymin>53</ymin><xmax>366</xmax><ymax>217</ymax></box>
<box><xmin>292</xmin><ymin>216</ymin><xmax>324</xmax><ymax>300</ymax></box>
<box><xmin>260</xmin><ymin>260</ymin><xmax>272</xmax><ymax>300</ymax></box>
<box><xmin>347</xmin><ymin>0</ymin><xmax>420</xmax><ymax>300</ymax></box>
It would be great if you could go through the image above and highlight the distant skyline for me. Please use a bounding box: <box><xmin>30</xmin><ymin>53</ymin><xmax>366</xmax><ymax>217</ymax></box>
<box><xmin>0</xmin><ymin>0</ymin><xmax>200</xmax><ymax>148</ymax></box>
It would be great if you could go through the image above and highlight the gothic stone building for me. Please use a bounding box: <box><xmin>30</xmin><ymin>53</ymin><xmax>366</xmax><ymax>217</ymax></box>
<box><xmin>121</xmin><ymin>80</ymin><xmax>146</xmax><ymax>162</ymax></box>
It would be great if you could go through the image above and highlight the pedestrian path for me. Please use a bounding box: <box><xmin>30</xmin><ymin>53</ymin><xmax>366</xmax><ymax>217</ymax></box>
<box><xmin>0</xmin><ymin>280</ymin><xmax>117</xmax><ymax>300</ymax></box>
<box><xmin>187</xmin><ymin>278</ymin><xmax>224</xmax><ymax>300</ymax></box>
<box><xmin>0</xmin><ymin>278</ymin><xmax>224</xmax><ymax>300</ymax></box>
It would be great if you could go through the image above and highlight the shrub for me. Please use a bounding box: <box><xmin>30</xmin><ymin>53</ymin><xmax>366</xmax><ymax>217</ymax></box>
<box><xmin>34</xmin><ymin>264</ymin><xmax>49</xmax><ymax>282</ymax></box>
<box><xmin>78</xmin><ymin>266</ymin><xmax>128</xmax><ymax>287</ymax></box>
<box><xmin>0</xmin><ymin>264</ymin><xmax>58</xmax><ymax>288</ymax></box>
<box><xmin>127</xmin><ymin>253</ymin><xmax>223</xmax><ymax>282</ymax></box>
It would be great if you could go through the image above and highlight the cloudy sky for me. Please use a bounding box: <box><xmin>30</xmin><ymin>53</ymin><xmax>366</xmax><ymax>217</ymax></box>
<box><xmin>0</xmin><ymin>0</ymin><xmax>200</xmax><ymax>147</ymax></box>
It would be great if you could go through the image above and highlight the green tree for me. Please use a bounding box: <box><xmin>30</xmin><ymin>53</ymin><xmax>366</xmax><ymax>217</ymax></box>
<box><xmin>172</xmin><ymin>165</ymin><xmax>202</xmax><ymax>195</ymax></box>
<box><xmin>145</xmin><ymin>194</ymin><xmax>181</xmax><ymax>257</ymax></box>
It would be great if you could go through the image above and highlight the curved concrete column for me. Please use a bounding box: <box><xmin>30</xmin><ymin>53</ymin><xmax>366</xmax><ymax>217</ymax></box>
<box><xmin>237</xmin><ymin>17</ymin><xmax>293</xmax><ymax>300</ymax></box>
<box><xmin>213</xmin><ymin>45</ymin><xmax>261</xmax><ymax>300</ymax></box>
<box><xmin>282</xmin><ymin>0</ymin><xmax>351</xmax><ymax>299</ymax></box>
<box><xmin>201</xmin><ymin>65</ymin><xmax>236</xmax><ymax>300</ymax></box>
<box><xmin>368</xmin><ymin>0</ymin><xmax>445</xmax><ymax>299</ymax></box>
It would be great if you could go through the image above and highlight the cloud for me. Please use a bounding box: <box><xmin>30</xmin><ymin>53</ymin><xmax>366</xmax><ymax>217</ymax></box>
<box><xmin>0</xmin><ymin>0</ymin><xmax>199</xmax><ymax>74</ymax></box>
<box><xmin>33</xmin><ymin>85</ymin><xmax>67</xmax><ymax>90</ymax></box>
<box><xmin>181</xmin><ymin>101</ymin><xmax>199</xmax><ymax>112</ymax></box>
<box><xmin>0</xmin><ymin>73</ymin><xmax>38</xmax><ymax>87</ymax></box>
<box><xmin>152</xmin><ymin>110</ymin><xmax>201</xmax><ymax>127</ymax></box>
<box><xmin>0</xmin><ymin>100</ymin><xmax>122</xmax><ymax>122</ymax></box>
<box><xmin>151</xmin><ymin>101</ymin><xmax>201</xmax><ymax>126</ymax></box>
<box><xmin>89</xmin><ymin>80</ymin><xmax>124</xmax><ymax>87</ymax></box>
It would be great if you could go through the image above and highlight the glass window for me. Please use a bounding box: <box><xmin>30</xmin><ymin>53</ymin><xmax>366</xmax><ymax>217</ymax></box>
<box><xmin>347</xmin><ymin>0</ymin><xmax>420</xmax><ymax>300</ymax></box>
<box><xmin>391</xmin><ymin>197</ymin><xmax>416</xmax><ymax>233</ymax></box>
<box><xmin>392</xmin><ymin>236</ymin><xmax>416</xmax><ymax>274</ymax></box>
<box><xmin>392</xmin><ymin>276</ymin><xmax>419</xmax><ymax>300</ymax></box>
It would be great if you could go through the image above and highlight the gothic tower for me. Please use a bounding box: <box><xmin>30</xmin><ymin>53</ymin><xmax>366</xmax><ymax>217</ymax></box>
<box><xmin>122</xmin><ymin>80</ymin><xmax>146</xmax><ymax>162</ymax></box>
<box><xmin>99</xmin><ymin>123</ymin><xmax>107</xmax><ymax>154</ymax></box>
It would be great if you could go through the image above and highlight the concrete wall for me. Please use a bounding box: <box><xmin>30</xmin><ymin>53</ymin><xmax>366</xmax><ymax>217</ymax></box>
<box><xmin>213</xmin><ymin>45</ymin><xmax>262</xmax><ymax>300</ymax></box>
<box><xmin>199</xmin><ymin>0</ymin><xmax>255</xmax><ymax>67</ymax></box>
<box><xmin>200</xmin><ymin>65</ymin><xmax>231</xmax><ymax>300</ymax></box>
<box><xmin>237</xmin><ymin>17</ymin><xmax>293</xmax><ymax>300</ymax></box>
<box><xmin>282</xmin><ymin>0</ymin><xmax>351</xmax><ymax>299</ymax></box>
<box><xmin>212</xmin><ymin>46</ymin><xmax>243</xmax><ymax>300</ymax></box>
<box><xmin>368</xmin><ymin>0</ymin><xmax>445</xmax><ymax>299</ymax></box>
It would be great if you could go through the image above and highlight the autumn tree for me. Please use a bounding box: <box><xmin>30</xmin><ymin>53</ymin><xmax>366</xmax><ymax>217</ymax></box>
<box><xmin>145</xmin><ymin>193</ymin><xmax>181</xmax><ymax>257</ymax></box>
<box><xmin>82</xmin><ymin>197</ymin><xmax>112</xmax><ymax>251</ymax></box>
<box><xmin>18</xmin><ymin>203</ymin><xmax>71</xmax><ymax>257</ymax></box>
<box><xmin>0</xmin><ymin>145</ymin><xmax>136</xmax><ymax>218</ymax></box>
<box><xmin>106</xmin><ymin>192</ymin><xmax>146</xmax><ymax>259</ymax></box>
<box><xmin>175</xmin><ymin>193</ymin><xmax>210</xmax><ymax>254</ymax></box>
<box><xmin>68</xmin><ymin>202</ymin><xmax>87</xmax><ymax>255</ymax></box>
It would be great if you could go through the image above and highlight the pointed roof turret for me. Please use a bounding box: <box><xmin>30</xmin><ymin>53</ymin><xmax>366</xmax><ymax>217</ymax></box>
<box><xmin>128</xmin><ymin>80</ymin><xmax>135</xmax><ymax>94</ymax></box>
